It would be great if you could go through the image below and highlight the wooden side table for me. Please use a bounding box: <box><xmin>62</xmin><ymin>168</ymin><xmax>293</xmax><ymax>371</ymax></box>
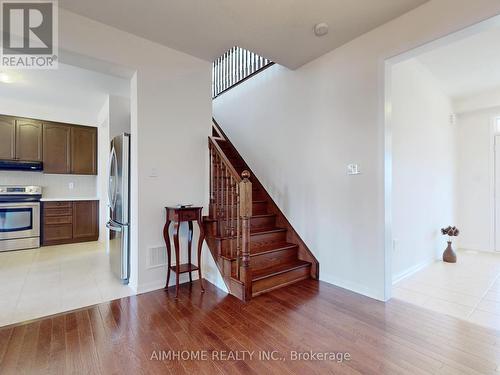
<box><xmin>163</xmin><ymin>206</ymin><xmax>205</xmax><ymax>298</ymax></box>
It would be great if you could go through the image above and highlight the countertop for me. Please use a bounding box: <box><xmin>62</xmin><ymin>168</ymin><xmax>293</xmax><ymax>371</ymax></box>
<box><xmin>40</xmin><ymin>198</ymin><xmax>100</xmax><ymax>202</ymax></box>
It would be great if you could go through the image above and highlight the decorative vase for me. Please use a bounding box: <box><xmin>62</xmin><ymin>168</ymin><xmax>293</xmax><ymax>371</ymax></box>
<box><xmin>443</xmin><ymin>241</ymin><xmax>457</xmax><ymax>263</ymax></box>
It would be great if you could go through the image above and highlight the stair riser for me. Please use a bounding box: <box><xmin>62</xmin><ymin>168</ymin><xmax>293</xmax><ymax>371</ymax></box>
<box><xmin>251</xmin><ymin>248</ymin><xmax>298</xmax><ymax>271</ymax></box>
<box><xmin>250</xmin><ymin>215</ymin><xmax>276</xmax><ymax>229</ymax></box>
<box><xmin>252</xmin><ymin>265</ymin><xmax>311</xmax><ymax>297</ymax></box>
<box><xmin>218</xmin><ymin>230</ymin><xmax>287</xmax><ymax>254</ymax></box>
<box><xmin>205</xmin><ymin>214</ymin><xmax>276</xmax><ymax>237</ymax></box>
<box><xmin>253</xmin><ymin>202</ymin><xmax>267</xmax><ymax>215</ymax></box>
<box><xmin>212</xmin><ymin>190</ymin><xmax>266</xmax><ymax>201</ymax></box>
<box><xmin>209</xmin><ymin>202</ymin><xmax>267</xmax><ymax>217</ymax></box>
<box><xmin>216</xmin><ymin>216</ymin><xmax>276</xmax><ymax>234</ymax></box>
<box><xmin>224</xmin><ymin>247</ymin><xmax>299</xmax><ymax>276</ymax></box>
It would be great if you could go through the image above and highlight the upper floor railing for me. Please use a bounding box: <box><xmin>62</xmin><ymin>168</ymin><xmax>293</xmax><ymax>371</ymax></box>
<box><xmin>212</xmin><ymin>46</ymin><xmax>273</xmax><ymax>98</ymax></box>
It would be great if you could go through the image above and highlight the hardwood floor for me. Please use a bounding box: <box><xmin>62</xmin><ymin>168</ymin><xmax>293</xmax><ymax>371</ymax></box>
<box><xmin>1</xmin><ymin>279</ymin><xmax>500</xmax><ymax>374</ymax></box>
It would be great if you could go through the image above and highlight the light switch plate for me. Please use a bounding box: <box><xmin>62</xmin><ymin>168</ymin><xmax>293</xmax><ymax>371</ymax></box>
<box><xmin>68</xmin><ymin>182</ymin><xmax>74</xmax><ymax>190</ymax></box>
<box><xmin>149</xmin><ymin>168</ymin><xmax>158</xmax><ymax>177</ymax></box>
<box><xmin>347</xmin><ymin>164</ymin><xmax>361</xmax><ymax>175</ymax></box>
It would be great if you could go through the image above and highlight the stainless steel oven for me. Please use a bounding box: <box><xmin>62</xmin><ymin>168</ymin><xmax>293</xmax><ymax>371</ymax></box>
<box><xmin>0</xmin><ymin>186</ymin><xmax>41</xmax><ymax>252</ymax></box>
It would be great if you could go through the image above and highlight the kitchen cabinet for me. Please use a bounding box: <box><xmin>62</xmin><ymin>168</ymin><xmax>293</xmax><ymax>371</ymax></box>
<box><xmin>43</xmin><ymin>122</ymin><xmax>71</xmax><ymax>174</ymax></box>
<box><xmin>73</xmin><ymin>200</ymin><xmax>99</xmax><ymax>240</ymax></box>
<box><xmin>0</xmin><ymin>116</ymin><xmax>15</xmax><ymax>160</ymax></box>
<box><xmin>15</xmin><ymin>119</ymin><xmax>42</xmax><ymax>161</ymax></box>
<box><xmin>0</xmin><ymin>113</ymin><xmax>98</xmax><ymax>175</ymax></box>
<box><xmin>0</xmin><ymin>115</ymin><xmax>42</xmax><ymax>162</ymax></box>
<box><xmin>71</xmin><ymin>126</ymin><xmax>97</xmax><ymax>175</ymax></box>
<box><xmin>42</xmin><ymin>200</ymin><xmax>99</xmax><ymax>246</ymax></box>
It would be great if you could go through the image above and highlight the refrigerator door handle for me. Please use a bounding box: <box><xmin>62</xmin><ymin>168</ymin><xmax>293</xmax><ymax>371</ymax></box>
<box><xmin>106</xmin><ymin>221</ymin><xmax>122</xmax><ymax>232</ymax></box>
<box><xmin>108</xmin><ymin>146</ymin><xmax>118</xmax><ymax>211</ymax></box>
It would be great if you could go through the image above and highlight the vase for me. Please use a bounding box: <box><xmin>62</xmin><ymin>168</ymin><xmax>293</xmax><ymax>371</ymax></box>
<box><xmin>443</xmin><ymin>241</ymin><xmax>457</xmax><ymax>263</ymax></box>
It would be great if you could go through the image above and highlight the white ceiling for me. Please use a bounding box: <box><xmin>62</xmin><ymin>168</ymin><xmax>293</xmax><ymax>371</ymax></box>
<box><xmin>0</xmin><ymin>63</ymin><xmax>130</xmax><ymax>119</ymax></box>
<box><xmin>59</xmin><ymin>0</ymin><xmax>429</xmax><ymax>69</ymax></box>
<box><xmin>417</xmin><ymin>25</ymin><xmax>500</xmax><ymax>100</ymax></box>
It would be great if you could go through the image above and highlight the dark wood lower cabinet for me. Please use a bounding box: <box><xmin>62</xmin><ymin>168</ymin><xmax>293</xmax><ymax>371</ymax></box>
<box><xmin>73</xmin><ymin>200</ymin><xmax>99</xmax><ymax>241</ymax></box>
<box><xmin>42</xmin><ymin>200</ymin><xmax>99</xmax><ymax>246</ymax></box>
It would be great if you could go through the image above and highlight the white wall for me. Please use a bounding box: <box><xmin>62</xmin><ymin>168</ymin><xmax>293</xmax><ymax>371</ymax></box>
<box><xmin>456</xmin><ymin>107</ymin><xmax>500</xmax><ymax>251</ymax></box>
<box><xmin>391</xmin><ymin>59</ymin><xmax>455</xmax><ymax>282</ymax></box>
<box><xmin>109</xmin><ymin>95</ymin><xmax>131</xmax><ymax>138</ymax></box>
<box><xmin>58</xmin><ymin>10</ymin><xmax>215</xmax><ymax>293</ymax></box>
<box><xmin>454</xmin><ymin>87</ymin><xmax>500</xmax><ymax>114</ymax></box>
<box><xmin>214</xmin><ymin>0</ymin><xmax>500</xmax><ymax>300</ymax></box>
<box><xmin>97</xmin><ymin>98</ymin><xmax>110</xmax><ymax>243</ymax></box>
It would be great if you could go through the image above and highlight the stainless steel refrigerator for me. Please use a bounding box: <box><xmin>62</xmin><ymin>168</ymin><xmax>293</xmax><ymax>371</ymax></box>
<box><xmin>106</xmin><ymin>133</ymin><xmax>130</xmax><ymax>284</ymax></box>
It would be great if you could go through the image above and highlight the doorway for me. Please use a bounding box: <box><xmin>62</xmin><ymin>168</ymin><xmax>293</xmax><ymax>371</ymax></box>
<box><xmin>385</xmin><ymin>15</ymin><xmax>500</xmax><ymax>330</ymax></box>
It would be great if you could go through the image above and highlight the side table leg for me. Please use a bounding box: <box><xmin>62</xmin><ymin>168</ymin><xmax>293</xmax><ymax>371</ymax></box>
<box><xmin>173</xmin><ymin>221</ymin><xmax>181</xmax><ymax>298</ymax></box>
<box><xmin>163</xmin><ymin>220</ymin><xmax>171</xmax><ymax>289</ymax></box>
<box><xmin>197</xmin><ymin>216</ymin><xmax>205</xmax><ymax>292</ymax></box>
<box><xmin>188</xmin><ymin>221</ymin><xmax>193</xmax><ymax>284</ymax></box>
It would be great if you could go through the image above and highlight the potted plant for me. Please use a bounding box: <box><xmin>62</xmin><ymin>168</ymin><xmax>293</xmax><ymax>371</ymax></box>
<box><xmin>441</xmin><ymin>226</ymin><xmax>459</xmax><ymax>263</ymax></box>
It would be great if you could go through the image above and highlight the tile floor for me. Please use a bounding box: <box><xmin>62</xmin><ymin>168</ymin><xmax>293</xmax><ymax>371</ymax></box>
<box><xmin>0</xmin><ymin>241</ymin><xmax>134</xmax><ymax>327</ymax></box>
<box><xmin>393</xmin><ymin>249</ymin><xmax>500</xmax><ymax>331</ymax></box>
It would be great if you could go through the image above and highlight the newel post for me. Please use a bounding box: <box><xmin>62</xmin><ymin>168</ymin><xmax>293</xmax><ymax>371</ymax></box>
<box><xmin>239</xmin><ymin>170</ymin><xmax>252</xmax><ymax>301</ymax></box>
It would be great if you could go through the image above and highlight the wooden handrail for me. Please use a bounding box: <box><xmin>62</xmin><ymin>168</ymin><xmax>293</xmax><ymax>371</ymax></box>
<box><xmin>209</xmin><ymin>132</ymin><xmax>253</xmax><ymax>300</ymax></box>
<box><xmin>208</xmin><ymin>136</ymin><xmax>241</xmax><ymax>183</ymax></box>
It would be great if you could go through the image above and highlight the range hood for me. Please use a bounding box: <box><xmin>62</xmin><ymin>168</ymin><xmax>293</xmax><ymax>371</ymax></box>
<box><xmin>0</xmin><ymin>160</ymin><xmax>43</xmax><ymax>171</ymax></box>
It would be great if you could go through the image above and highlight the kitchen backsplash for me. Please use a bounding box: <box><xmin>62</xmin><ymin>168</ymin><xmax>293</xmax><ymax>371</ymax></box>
<box><xmin>0</xmin><ymin>171</ymin><xmax>97</xmax><ymax>198</ymax></box>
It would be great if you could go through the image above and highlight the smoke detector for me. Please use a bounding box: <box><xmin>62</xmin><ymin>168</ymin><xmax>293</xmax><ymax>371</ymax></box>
<box><xmin>314</xmin><ymin>23</ymin><xmax>329</xmax><ymax>37</ymax></box>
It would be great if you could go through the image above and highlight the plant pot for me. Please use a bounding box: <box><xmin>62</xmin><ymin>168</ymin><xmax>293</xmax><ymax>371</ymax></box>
<box><xmin>443</xmin><ymin>241</ymin><xmax>457</xmax><ymax>263</ymax></box>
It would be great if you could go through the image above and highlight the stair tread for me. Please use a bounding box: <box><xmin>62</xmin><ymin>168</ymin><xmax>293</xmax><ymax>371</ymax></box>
<box><xmin>251</xmin><ymin>241</ymin><xmax>298</xmax><ymax>254</ymax></box>
<box><xmin>252</xmin><ymin>260</ymin><xmax>310</xmax><ymax>281</ymax></box>
<box><xmin>221</xmin><ymin>242</ymin><xmax>298</xmax><ymax>261</ymax></box>
<box><xmin>251</xmin><ymin>213</ymin><xmax>275</xmax><ymax>218</ymax></box>
<box><xmin>214</xmin><ymin>227</ymin><xmax>286</xmax><ymax>240</ymax></box>
<box><xmin>215</xmin><ymin>213</ymin><xmax>275</xmax><ymax>221</ymax></box>
<box><xmin>251</xmin><ymin>227</ymin><xmax>286</xmax><ymax>234</ymax></box>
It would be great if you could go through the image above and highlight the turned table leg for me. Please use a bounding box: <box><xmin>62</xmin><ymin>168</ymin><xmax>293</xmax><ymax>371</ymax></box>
<box><xmin>188</xmin><ymin>221</ymin><xmax>193</xmax><ymax>283</ymax></box>
<box><xmin>163</xmin><ymin>220</ymin><xmax>171</xmax><ymax>289</ymax></box>
<box><xmin>197</xmin><ymin>215</ymin><xmax>205</xmax><ymax>292</ymax></box>
<box><xmin>173</xmin><ymin>221</ymin><xmax>181</xmax><ymax>299</ymax></box>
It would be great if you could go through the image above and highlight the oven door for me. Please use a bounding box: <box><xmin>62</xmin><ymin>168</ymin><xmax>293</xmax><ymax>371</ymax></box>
<box><xmin>0</xmin><ymin>202</ymin><xmax>40</xmax><ymax>240</ymax></box>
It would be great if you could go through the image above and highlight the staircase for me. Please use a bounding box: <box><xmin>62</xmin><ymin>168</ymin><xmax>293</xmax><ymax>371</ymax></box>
<box><xmin>204</xmin><ymin>120</ymin><xmax>318</xmax><ymax>301</ymax></box>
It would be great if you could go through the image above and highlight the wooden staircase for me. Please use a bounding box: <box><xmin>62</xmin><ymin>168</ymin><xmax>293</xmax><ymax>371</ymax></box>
<box><xmin>204</xmin><ymin>120</ymin><xmax>318</xmax><ymax>301</ymax></box>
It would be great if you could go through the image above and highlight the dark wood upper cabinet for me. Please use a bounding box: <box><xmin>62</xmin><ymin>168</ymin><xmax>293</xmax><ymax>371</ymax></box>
<box><xmin>15</xmin><ymin>119</ymin><xmax>42</xmax><ymax>161</ymax></box>
<box><xmin>0</xmin><ymin>114</ymin><xmax>97</xmax><ymax>175</ymax></box>
<box><xmin>71</xmin><ymin>126</ymin><xmax>97</xmax><ymax>175</ymax></box>
<box><xmin>0</xmin><ymin>116</ymin><xmax>15</xmax><ymax>160</ymax></box>
<box><xmin>43</xmin><ymin>123</ymin><xmax>71</xmax><ymax>174</ymax></box>
<box><xmin>72</xmin><ymin>200</ymin><xmax>99</xmax><ymax>240</ymax></box>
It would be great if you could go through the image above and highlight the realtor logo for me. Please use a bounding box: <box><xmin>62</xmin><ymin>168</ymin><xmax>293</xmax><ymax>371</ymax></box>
<box><xmin>1</xmin><ymin>0</ymin><xmax>58</xmax><ymax>68</ymax></box>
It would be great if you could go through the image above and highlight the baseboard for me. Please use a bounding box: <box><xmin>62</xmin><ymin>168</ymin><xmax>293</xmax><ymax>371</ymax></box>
<box><xmin>458</xmin><ymin>246</ymin><xmax>497</xmax><ymax>253</ymax></box>
<box><xmin>320</xmin><ymin>272</ymin><xmax>385</xmax><ymax>301</ymax></box>
<box><xmin>392</xmin><ymin>258</ymin><xmax>435</xmax><ymax>286</ymax></box>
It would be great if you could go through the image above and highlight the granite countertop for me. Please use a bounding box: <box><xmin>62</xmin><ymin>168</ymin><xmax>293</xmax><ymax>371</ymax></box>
<box><xmin>40</xmin><ymin>197</ymin><xmax>100</xmax><ymax>202</ymax></box>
